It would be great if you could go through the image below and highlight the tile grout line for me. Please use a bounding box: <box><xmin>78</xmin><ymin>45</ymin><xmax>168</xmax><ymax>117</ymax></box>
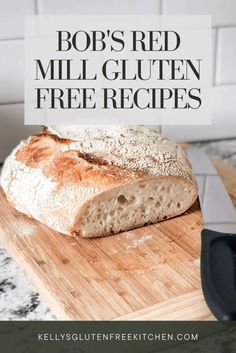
<box><xmin>159</xmin><ymin>0</ymin><xmax>163</xmax><ymax>14</ymax></box>
<box><xmin>34</xmin><ymin>0</ymin><xmax>39</xmax><ymax>15</ymax></box>
<box><xmin>0</xmin><ymin>101</ymin><xmax>24</xmax><ymax>106</ymax></box>
<box><xmin>213</xmin><ymin>24</ymin><xmax>236</xmax><ymax>29</ymax></box>
<box><xmin>213</xmin><ymin>81</ymin><xmax>236</xmax><ymax>87</ymax></box>
<box><xmin>213</xmin><ymin>28</ymin><xmax>219</xmax><ymax>86</ymax></box>
<box><xmin>0</xmin><ymin>38</ymin><xmax>23</xmax><ymax>42</ymax></box>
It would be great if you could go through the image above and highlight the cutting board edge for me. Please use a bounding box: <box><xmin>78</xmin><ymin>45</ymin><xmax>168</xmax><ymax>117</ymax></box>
<box><xmin>113</xmin><ymin>289</ymin><xmax>215</xmax><ymax>321</ymax></box>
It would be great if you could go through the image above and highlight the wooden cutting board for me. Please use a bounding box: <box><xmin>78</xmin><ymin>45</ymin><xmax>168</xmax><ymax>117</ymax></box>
<box><xmin>0</xmin><ymin>157</ymin><xmax>235</xmax><ymax>321</ymax></box>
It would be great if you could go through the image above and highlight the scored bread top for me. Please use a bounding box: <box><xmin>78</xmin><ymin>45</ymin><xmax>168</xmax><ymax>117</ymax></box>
<box><xmin>13</xmin><ymin>125</ymin><xmax>196</xmax><ymax>189</ymax></box>
<box><xmin>15</xmin><ymin>133</ymin><xmax>144</xmax><ymax>188</ymax></box>
<box><xmin>46</xmin><ymin>125</ymin><xmax>195</xmax><ymax>181</ymax></box>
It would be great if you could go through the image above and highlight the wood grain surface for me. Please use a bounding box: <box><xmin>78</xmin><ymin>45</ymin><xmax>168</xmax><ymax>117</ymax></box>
<box><xmin>0</xmin><ymin>157</ymin><xmax>235</xmax><ymax>320</ymax></box>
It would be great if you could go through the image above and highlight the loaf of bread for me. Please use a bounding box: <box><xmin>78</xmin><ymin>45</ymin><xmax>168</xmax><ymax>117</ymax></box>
<box><xmin>1</xmin><ymin>125</ymin><xmax>197</xmax><ymax>237</ymax></box>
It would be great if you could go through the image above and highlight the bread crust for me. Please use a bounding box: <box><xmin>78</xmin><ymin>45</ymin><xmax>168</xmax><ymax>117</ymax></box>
<box><xmin>1</xmin><ymin>127</ymin><xmax>197</xmax><ymax>237</ymax></box>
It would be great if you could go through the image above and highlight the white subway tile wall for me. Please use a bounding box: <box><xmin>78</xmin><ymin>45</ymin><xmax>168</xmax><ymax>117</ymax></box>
<box><xmin>37</xmin><ymin>0</ymin><xmax>161</xmax><ymax>14</ymax></box>
<box><xmin>0</xmin><ymin>104</ymin><xmax>39</xmax><ymax>162</ymax></box>
<box><xmin>216</xmin><ymin>27</ymin><xmax>236</xmax><ymax>85</ymax></box>
<box><xmin>0</xmin><ymin>0</ymin><xmax>36</xmax><ymax>40</ymax></box>
<box><xmin>163</xmin><ymin>86</ymin><xmax>236</xmax><ymax>141</ymax></box>
<box><xmin>162</xmin><ymin>0</ymin><xmax>236</xmax><ymax>27</ymax></box>
<box><xmin>0</xmin><ymin>0</ymin><xmax>236</xmax><ymax>162</ymax></box>
<box><xmin>0</xmin><ymin>40</ymin><xmax>24</xmax><ymax>104</ymax></box>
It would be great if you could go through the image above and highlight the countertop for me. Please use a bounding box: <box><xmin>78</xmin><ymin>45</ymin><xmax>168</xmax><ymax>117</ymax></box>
<box><xmin>0</xmin><ymin>138</ymin><xmax>235</xmax><ymax>320</ymax></box>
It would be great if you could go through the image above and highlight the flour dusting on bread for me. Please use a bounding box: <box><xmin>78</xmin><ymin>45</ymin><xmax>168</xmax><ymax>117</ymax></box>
<box><xmin>48</xmin><ymin>125</ymin><xmax>194</xmax><ymax>178</ymax></box>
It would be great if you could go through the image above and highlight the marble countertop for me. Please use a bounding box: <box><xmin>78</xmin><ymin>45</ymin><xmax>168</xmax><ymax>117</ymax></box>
<box><xmin>0</xmin><ymin>138</ymin><xmax>235</xmax><ymax>320</ymax></box>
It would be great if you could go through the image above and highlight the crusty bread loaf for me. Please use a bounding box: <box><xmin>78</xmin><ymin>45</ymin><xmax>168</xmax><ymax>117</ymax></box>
<box><xmin>1</xmin><ymin>126</ymin><xmax>197</xmax><ymax>237</ymax></box>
